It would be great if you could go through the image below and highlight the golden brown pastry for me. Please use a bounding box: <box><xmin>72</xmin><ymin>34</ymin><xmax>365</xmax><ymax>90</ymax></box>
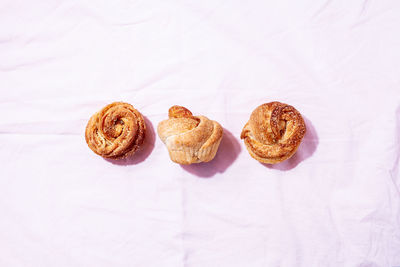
<box><xmin>241</xmin><ymin>101</ymin><xmax>306</xmax><ymax>164</ymax></box>
<box><xmin>157</xmin><ymin>106</ymin><xmax>223</xmax><ymax>164</ymax></box>
<box><xmin>85</xmin><ymin>102</ymin><xmax>146</xmax><ymax>159</ymax></box>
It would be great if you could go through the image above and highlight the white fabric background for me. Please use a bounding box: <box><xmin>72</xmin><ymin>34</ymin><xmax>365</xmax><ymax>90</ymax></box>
<box><xmin>1</xmin><ymin>0</ymin><xmax>400</xmax><ymax>266</ymax></box>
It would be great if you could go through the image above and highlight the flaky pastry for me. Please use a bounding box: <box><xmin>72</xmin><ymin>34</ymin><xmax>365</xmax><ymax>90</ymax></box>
<box><xmin>157</xmin><ymin>106</ymin><xmax>223</xmax><ymax>164</ymax></box>
<box><xmin>85</xmin><ymin>102</ymin><xmax>146</xmax><ymax>159</ymax></box>
<box><xmin>241</xmin><ymin>101</ymin><xmax>306</xmax><ymax>164</ymax></box>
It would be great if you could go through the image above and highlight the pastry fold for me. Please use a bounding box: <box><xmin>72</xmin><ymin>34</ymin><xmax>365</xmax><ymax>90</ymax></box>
<box><xmin>85</xmin><ymin>102</ymin><xmax>146</xmax><ymax>159</ymax></box>
<box><xmin>158</xmin><ymin>106</ymin><xmax>223</xmax><ymax>164</ymax></box>
<box><xmin>241</xmin><ymin>102</ymin><xmax>306</xmax><ymax>164</ymax></box>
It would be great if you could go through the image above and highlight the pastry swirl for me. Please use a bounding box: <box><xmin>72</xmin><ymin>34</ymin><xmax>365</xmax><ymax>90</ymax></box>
<box><xmin>157</xmin><ymin>106</ymin><xmax>223</xmax><ymax>164</ymax></box>
<box><xmin>241</xmin><ymin>101</ymin><xmax>306</xmax><ymax>164</ymax></box>
<box><xmin>85</xmin><ymin>102</ymin><xmax>146</xmax><ymax>159</ymax></box>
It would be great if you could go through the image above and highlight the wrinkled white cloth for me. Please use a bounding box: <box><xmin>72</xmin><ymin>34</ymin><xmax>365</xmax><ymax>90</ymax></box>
<box><xmin>1</xmin><ymin>0</ymin><xmax>399</xmax><ymax>266</ymax></box>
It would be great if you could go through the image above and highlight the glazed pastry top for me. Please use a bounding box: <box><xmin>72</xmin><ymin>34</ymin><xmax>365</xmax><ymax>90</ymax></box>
<box><xmin>241</xmin><ymin>101</ymin><xmax>306</xmax><ymax>164</ymax></box>
<box><xmin>85</xmin><ymin>102</ymin><xmax>146</xmax><ymax>159</ymax></box>
<box><xmin>157</xmin><ymin>106</ymin><xmax>223</xmax><ymax>164</ymax></box>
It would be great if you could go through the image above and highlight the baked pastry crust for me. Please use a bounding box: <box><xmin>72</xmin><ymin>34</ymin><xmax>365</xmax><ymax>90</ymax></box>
<box><xmin>157</xmin><ymin>106</ymin><xmax>223</xmax><ymax>164</ymax></box>
<box><xmin>241</xmin><ymin>102</ymin><xmax>306</xmax><ymax>164</ymax></box>
<box><xmin>85</xmin><ymin>102</ymin><xmax>146</xmax><ymax>159</ymax></box>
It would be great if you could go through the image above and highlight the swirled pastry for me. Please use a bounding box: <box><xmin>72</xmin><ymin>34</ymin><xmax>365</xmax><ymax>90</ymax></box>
<box><xmin>241</xmin><ymin>102</ymin><xmax>306</xmax><ymax>164</ymax></box>
<box><xmin>157</xmin><ymin>106</ymin><xmax>223</xmax><ymax>165</ymax></box>
<box><xmin>85</xmin><ymin>102</ymin><xmax>146</xmax><ymax>159</ymax></box>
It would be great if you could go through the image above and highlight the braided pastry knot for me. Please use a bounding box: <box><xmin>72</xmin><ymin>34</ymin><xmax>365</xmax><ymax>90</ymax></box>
<box><xmin>157</xmin><ymin>106</ymin><xmax>223</xmax><ymax>165</ymax></box>
<box><xmin>241</xmin><ymin>102</ymin><xmax>306</xmax><ymax>164</ymax></box>
<box><xmin>85</xmin><ymin>102</ymin><xmax>146</xmax><ymax>159</ymax></box>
